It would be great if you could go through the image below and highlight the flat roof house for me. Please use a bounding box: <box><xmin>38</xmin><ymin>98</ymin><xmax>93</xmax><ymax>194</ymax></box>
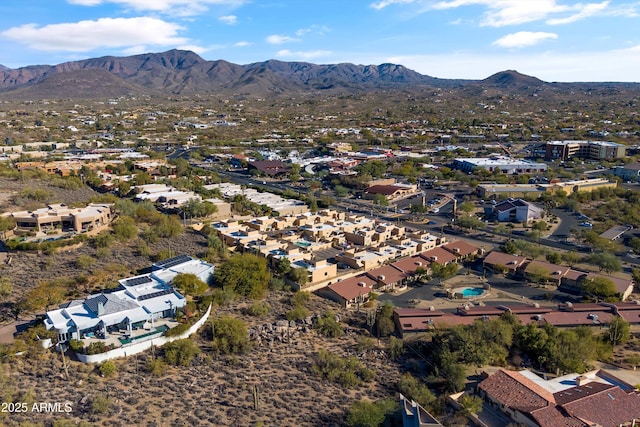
<box><xmin>45</xmin><ymin>255</ymin><xmax>213</xmax><ymax>343</ymax></box>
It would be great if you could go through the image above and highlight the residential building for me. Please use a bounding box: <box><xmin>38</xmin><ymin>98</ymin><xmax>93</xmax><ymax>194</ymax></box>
<box><xmin>478</xmin><ymin>368</ymin><xmax>640</xmax><ymax>427</ymax></box>
<box><xmin>320</xmin><ymin>275</ymin><xmax>377</xmax><ymax>308</ymax></box>
<box><xmin>45</xmin><ymin>255</ymin><xmax>213</xmax><ymax>343</ymax></box>
<box><xmin>399</xmin><ymin>393</ymin><xmax>443</xmax><ymax>427</ymax></box>
<box><xmin>5</xmin><ymin>203</ymin><xmax>114</xmax><ymax>237</ymax></box>
<box><xmin>482</xmin><ymin>251</ymin><xmax>528</xmax><ymax>275</ymax></box>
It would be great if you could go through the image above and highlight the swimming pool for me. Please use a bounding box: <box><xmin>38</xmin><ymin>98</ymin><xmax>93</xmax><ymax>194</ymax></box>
<box><xmin>461</xmin><ymin>287</ymin><xmax>485</xmax><ymax>298</ymax></box>
<box><xmin>295</xmin><ymin>241</ymin><xmax>312</xmax><ymax>248</ymax></box>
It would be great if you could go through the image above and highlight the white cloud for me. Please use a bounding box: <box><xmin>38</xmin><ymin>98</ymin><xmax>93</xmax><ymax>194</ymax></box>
<box><xmin>1</xmin><ymin>17</ymin><xmax>188</xmax><ymax>52</ymax></box>
<box><xmin>177</xmin><ymin>44</ymin><xmax>208</xmax><ymax>55</ymax></box>
<box><xmin>219</xmin><ymin>15</ymin><xmax>237</xmax><ymax>25</ymax></box>
<box><xmin>266</xmin><ymin>35</ymin><xmax>299</xmax><ymax>45</ymax></box>
<box><xmin>276</xmin><ymin>49</ymin><xmax>332</xmax><ymax>60</ymax></box>
<box><xmin>547</xmin><ymin>1</ymin><xmax>609</xmax><ymax>24</ymax></box>
<box><xmin>295</xmin><ymin>25</ymin><xmax>330</xmax><ymax>37</ymax></box>
<box><xmin>234</xmin><ymin>41</ymin><xmax>252</xmax><ymax>47</ymax></box>
<box><xmin>374</xmin><ymin>0</ymin><xmax>612</xmax><ymax>27</ymax></box>
<box><xmin>493</xmin><ymin>31</ymin><xmax>558</xmax><ymax>48</ymax></box>
<box><xmin>66</xmin><ymin>0</ymin><xmax>247</xmax><ymax>17</ymax></box>
<box><xmin>370</xmin><ymin>0</ymin><xmax>417</xmax><ymax>11</ymax></box>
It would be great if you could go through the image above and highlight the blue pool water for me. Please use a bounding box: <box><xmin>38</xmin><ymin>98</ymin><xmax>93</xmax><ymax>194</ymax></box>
<box><xmin>296</xmin><ymin>241</ymin><xmax>312</xmax><ymax>248</ymax></box>
<box><xmin>461</xmin><ymin>287</ymin><xmax>484</xmax><ymax>298</ymax></box>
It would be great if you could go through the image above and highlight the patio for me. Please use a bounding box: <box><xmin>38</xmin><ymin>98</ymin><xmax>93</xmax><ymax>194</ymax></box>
<box><xmin>80</xmin><ymin>318</ymin><xmax>179</xmax><ymax>349</ymax></box>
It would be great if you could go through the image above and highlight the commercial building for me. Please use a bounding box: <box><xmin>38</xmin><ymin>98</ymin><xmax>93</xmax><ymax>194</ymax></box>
<box><xmin>544</xmin><ymin>140</ymin><xmax>626</xmax><ymax>161</ymax></box>
<box><xmin>453</xmin><ymin>157</ymin><xmax>547</xmax><ymax>175</ymax></box>
<box><xmin>492</xmin><ymin>199</ymin><xmax>543</xmax><ymax>223</ymax></box>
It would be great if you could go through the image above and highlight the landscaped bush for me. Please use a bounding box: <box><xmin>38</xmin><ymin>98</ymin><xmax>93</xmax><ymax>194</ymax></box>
<box><xmin>164</xmin><ymin>322</ymin><xmax>191</xmax><ymax>337</ymax></box>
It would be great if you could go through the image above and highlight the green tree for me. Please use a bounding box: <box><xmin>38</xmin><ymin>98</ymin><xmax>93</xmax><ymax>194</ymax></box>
<box><xmin>172</xmin><ymin>273</ymin><xmax>209</xmax><ymax>297</ymax></box>
<box><xmin>209</xmin><ymin>316</ymin><xmax>250</xmax><ymax>355</ymax></box>
<box><xmin>545</xmin><ymin>252</ymin><xmax>562</xmax><ymax>264</ymax></box>
<box><xmin>398</xmin><ymin>373</ymin><xmax>436</xmax><ymax>411</ymax></box>
<box><xmin>459</xmin><ymin>394</ymin><xmax>483</xmax><ymax>416</ymax></box>
<box><xmin>0</xmin><ymin>215</ymin><xmax>15</xmax><ymax>239</ymax></box>
<box><xmin>274</xmin><ymin>257</ymin><xmax>291</xmax><ymax>276</ymax></box>
<box><xmin>112</xmin><ymin>216</ymin><xmax>138</xmax><ymax>241</ymax></box>
<box><xmin>561</xmin><ymin>251</ymin><xmax>582</xmax><ymax>266</ymax></box>
<box><xmin>587</xmin><ymin>252</ymin><xmax>622</xmax><ymax>274</ymax></box>
<box><xmin>582</xmin><ymin>276</ymin><xmax>618</xmax><ymax>301</ymax></box>
<box><xmin>182</xmin><ymin>198</ymin><xmax>218</xmax><ymax>218</ymax></box>
<box><xmin>375</xmin><ymin>302</ymin><xmax>395</xmax><ymax>337</ymax></box>
<box><xmin>214</xmin><ymin>253</ymin><xmax>271</xmax><ymax>299</ymax></box>
<box><xmin>346</xmin><ymin>399</ymin><xmax>397</xmax><ymax>427</ymax></box>
<box><xmin>372</xmin><ymin>194</ymin><xmax>389</xmax><ymax>206</ymax></box>
<box><xmin>288</xmin><ymin>267</ymin><xmax>309</xmax><ymax>286</ymax></box>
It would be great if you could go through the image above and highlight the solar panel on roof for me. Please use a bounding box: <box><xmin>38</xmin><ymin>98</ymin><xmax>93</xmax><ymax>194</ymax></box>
<box><xmin>125</xmin><ymin>276</ymin><xmax>153</xmax><ymax>286</ymax></box>
<box><xmin>154</xmin><ymin>254</ymin><xmax>192</xmax><ymax>269</ymax></box>
<box><xmin>138</xmin><ymin>288</ymin><xmax>173</xmax><ymax>301</ymax></box>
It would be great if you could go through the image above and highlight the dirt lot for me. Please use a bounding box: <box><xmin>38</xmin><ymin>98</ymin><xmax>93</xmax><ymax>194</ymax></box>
<box><xmin>1</xmin><ymin>293</ymin><xmax>405</xmax><ymax>427</ymax></box>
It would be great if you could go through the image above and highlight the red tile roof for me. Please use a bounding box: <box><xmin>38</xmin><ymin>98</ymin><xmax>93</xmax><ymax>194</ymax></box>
<box><xmin>442</xmin><ymin>240</ymin><xmax>480</xmax><ymax>257</ymax></box>
<box><xmin>483</xmin><ymin>251</ymin><xmax>527</xmax><ymax>270</ymax></box>
<box><xmin>479</xmin><ymin>369</ymin><xmax>555</xmax><ymax>413</ymax></box>
<box><xmin>539</xmin><ymin>311</ymin><xmax>614</xmax><ymax>327</ymax></box>
<box><xmin>421</xmin><ymin>247</ymin><xmax>457</xmax><ymax>265</ymax></box>
<box><xmin>326</xmin><ymin>275</ymin><xmax>376</xmax><ymax>301</ymax></box>
<box><xmin>561</xmin><ymin>387</ymin><xmax>640</xmax><ymax>427</ymax></box>
<box><xmin>366</xmin><ymin>264</ymin><xmax>406</xmax><ymax>285</ymax></box>
<box><xmin>394</xmin><ymin>308</ymin><xmax>445</xmax><ymax>318</ymax></box>
<box><xmin>391</xmin><ymin>255</ymin><xmax>430</xmax><ymax>274</ymax></box>
<box><xmin>365</xmin><ymin>184</ymin><xmax>407</xmax><ymax>196</ymax></box>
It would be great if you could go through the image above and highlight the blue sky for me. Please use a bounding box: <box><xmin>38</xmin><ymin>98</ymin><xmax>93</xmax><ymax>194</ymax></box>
<box><xmin>1</xmin><ymin>0</ymin><xmax>639</xmax><ymax>82</ymax></box>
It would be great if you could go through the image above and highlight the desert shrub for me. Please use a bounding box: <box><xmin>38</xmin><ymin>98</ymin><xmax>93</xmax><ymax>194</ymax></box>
<box><xmin>146</xmin><ymin>358</ymin><xmax>168</xmax><ymax>376</ymax></box>
<box><xmin>99</xmin><ymin>360</ymin><xmax>117</xmax><ymax>377</ymax></box>
<box><xmin>246</xmin><ymin>301</ymin><xmax>271</xmax><ymax>317</ymax></box>
<box><xmin>210</xmin><ymin>316</ymin><xmax>250</xmax><ymax>355</ymax></box>
<box><xmin>162</xmin><ymin>339</ymin><xmax>200</xmax><ymax>366</ymax></box>
<box><xmin>75</xmin><ymin>254</ymin><xmax>96</xmax><ymax>269</ymax></box>
<box><xmin>286</xmin><ymin>305</ymin><xmax>309</xmax><ymax>321</ymax></box>
<box><xmin>291</xmin><ymin>291</ymin><xmax>310</xmax><ymax>307</ymax></box>
<box><xmin>89</xmin><ymin>394</ymin><xmax>112</xmax><ymax>415</ymax></box>
<box><xmin>315</xmin><ymin>311</ymin><xmax>343</xmax><ymax>338</ymax></box>
<box><xmin>312</xmin><ymin>349</ymin><xmax>375</xmax><ymax>388</ymax></box>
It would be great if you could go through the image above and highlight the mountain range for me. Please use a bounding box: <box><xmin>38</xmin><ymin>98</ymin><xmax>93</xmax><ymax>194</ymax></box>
<box><xmin>0</xmin><ymin>49</ymin><xmax>636</xmax><ymax>100</ymax></box>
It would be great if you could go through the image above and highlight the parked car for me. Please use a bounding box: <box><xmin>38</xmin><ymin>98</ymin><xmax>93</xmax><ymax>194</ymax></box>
<box><xmin>579</xmin><ymin>222</ymin><xmax>593</xmax><ymax>227</ymax></box>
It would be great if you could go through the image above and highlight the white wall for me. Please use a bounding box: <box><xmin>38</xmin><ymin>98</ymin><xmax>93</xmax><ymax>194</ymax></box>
<box><xmin>76</xmin><ymin>304</ymin><xmax>212</xmax><ymax>364</ymax></box>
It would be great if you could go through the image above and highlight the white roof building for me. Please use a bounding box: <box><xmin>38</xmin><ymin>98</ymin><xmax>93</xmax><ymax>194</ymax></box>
<box><xmin>45</xmin><ymin>255</ymin><xmax>214</xmax><ymax>342</ymax></box>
